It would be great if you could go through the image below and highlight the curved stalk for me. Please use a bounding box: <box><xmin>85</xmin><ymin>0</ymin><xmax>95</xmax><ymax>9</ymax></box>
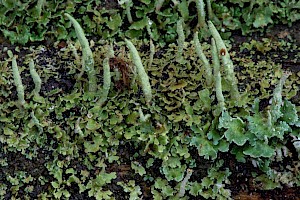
<box><xmin>125</xmin><ymin>39</ymin><xmax>152</xmax><ymax>104</ymax></box>
<box><xmin>176</xmin><ymin>18</ymin><xmax>185</xmax><ymax>62</ymax></box>
<box><xmin>196</xmin><ymin>0</ymin><xmax>206</xmax><ymax>28</ymax></box>
<box><xmin>29</xmin><ymin>59</ymin><xmax>42</xmax><ymax>96</ymax></box>
<box><xmin>177</xmin><ymin>169</ymin><xmax>193</xmax><ymax>197</ymax></box>
<box><xmin>194</xmin><ymin>32</ymin><xmax>212</xmax><ymax>86</ymax></box>
<box><xmin>208</xmin><ymin>21</ymin><xmax>240</xmax><ymax>100</ymax></box>
<box><xmin>12</xmin><ymin>56</ymin><xmax>25</xmax><ymax>106</ymax></box>
<box><xmin>65</xmin><ymin>13</ymin><xmax>97</xmax><ymax>92</ymax></box>
<box><xmin>211</xmin><ymin>38</ymin><xmax>225</xmax><ymax>111</ymax></box>
<box><xmin>98</xmin><ymin>58</ymin><xmax>111</xmax><ymax>106</ymax></box>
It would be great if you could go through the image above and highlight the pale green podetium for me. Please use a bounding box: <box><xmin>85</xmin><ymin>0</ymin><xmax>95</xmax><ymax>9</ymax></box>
<box><xmin>208</xmin><ymin>20</ymin><xmax>240</xmax><ymax>100</ymax></box>
<box><xmin>148</xmin><ymin>39</ymin><xmax>155</xmax><ymax>68</ymax></box>
<box><xmin>146</xmin><ymin>18</ymin><xmax>155</xmax><ymax>68</ymax></box>
<box><xmin>29</xmin><ymin>59</ymin><xmax>42</xmax><ymax>96</ymax></box>
<box><xmin>211</xmin><ymin>38</ymin><xmax>225</xmax><ymax>111</ymax></box>
<box><xmin>98</xmin><ymin>45</ymin><xmax>113</xmax><ymax>106</ymax></box>
<box><xmin>176</xmin><ymin>18</ymin><xmax>185</xmax><ymax>63</ymax></box>
<box><xmin>12</xmin><ymin>56</ymin><xmax>25</xmax><ymax>106</ymax></box>
<box><xmin>270</xmin><ymin>70</ymin><xmax>292</xmax><ymax>122</ymax></box>
<box><xmin>125</xmin><ymin>0</ymin><xmax>133</xmax><ymax>23</ymax></box>
<box><xmin>176</xmin><ymin>168</ymin><xmax>193</xmax><ymax>198</ymax></box>
<box><xmin>64</xmin><ymin>13</ymin><xmax>97</xmax><ymax>92</ymax></box>
<box><xmin>98</xmin><ymin>58</ymin><xmax>111</xmax><ymax>106</ymax></box>
<box><xmin>206</xmin><ymin>0</ymin><xmax>213</xmax><ymax>20</ymax></box>
<box><xmin>196</xmin><ymin>0</ymin><xmax>206</xmax><ymax>28</ymax></box>
<box><xmin>31</xmin><ymin>111</ymin><xmax>43</xmax><ymax>133</ymax></box>
<box><xmin>74</xmin><ymin>117</ymin><xmax>84</xmax><ymax>138</ymax></box>
<box><xmin>194</xmin><ymin>32</ymin><xmax>212</xmax><ymax>86</ymax></box>
<box><xmin>125</xmin><ymin>39</ymin><xmax>152</xmax><ymax>104</ymax></box>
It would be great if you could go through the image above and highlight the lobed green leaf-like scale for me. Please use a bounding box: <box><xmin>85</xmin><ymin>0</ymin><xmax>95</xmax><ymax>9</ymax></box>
<box><xmin>247</xmin><ymin>114</ymin><xmax>290</xmax><ymax>141</ymax></box>
<box><xmin>243</xmin><ymin>141</ymin><xmax>275</xmax><ymax>158</ymax></box>
<box><xmin>218</xmin><ymin>111</ymin><xmax>248</xmax><ymax>146</ymax></box>
<box><xmin>191</xmin><ymin>135</ymin><xmax>218</xmax><ymax>160</ymax></box>
<box><xmin>281</xmin><ymin>100</ymin><xmax>299</xmax><ymax>125</ymax></box>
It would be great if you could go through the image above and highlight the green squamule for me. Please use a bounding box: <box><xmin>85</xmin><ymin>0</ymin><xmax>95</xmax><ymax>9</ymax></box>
<box><xmin>29</xmin><ymin>59</ymin><xmax>42</xmax><ymax>96</ymax></box>
<box><xmin>194</xmin><ymin>32</ymin><xmax>212</xmax><ymax>86</ymax></box>
<box><xmin>36</xmin><ymin>0</ymin><xmax>45</xmax><ymax>17</ymax></box>
<box><xmin>64</xmin><ymin>13</ymin><xmax>97</xmax><ymax>92</ymax></box>
<box><xmin>208</xmin><ymin>20</ymin><xmax>240</xmax><ymax>100</ymax></box>
<box><xmin>12</xmin><ymin>56</ymin><xmax>25</xmax><ymax>106</ymax></box>
<box><xmin>138</xmin><ymin>107</ymin><xmax>151</xmax><ymax>122</ymax></box>
<box><xmin>125</xmin><ymin>39</ymin><xmax>152</xmax><ymax>103</ymax></box>
<box><xmin>155</xmin><ymin>0</ymin><xmax>165</xmax><ymax>11</ymax></box>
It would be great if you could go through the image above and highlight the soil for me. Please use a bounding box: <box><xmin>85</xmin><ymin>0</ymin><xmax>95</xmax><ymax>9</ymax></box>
<box><xmin>0</xmin><ymin>15</ymin><xmax>300</xmax><ymax>200</ymax></box>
